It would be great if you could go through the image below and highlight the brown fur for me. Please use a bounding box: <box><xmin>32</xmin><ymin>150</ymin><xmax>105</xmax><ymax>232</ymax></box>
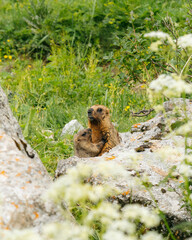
<box><xmin>87</xmin><ymin>105</ymin><xmax>121</xmax><ymax>155</ymax></box>
<box><xmin>74</xmin><ymin>128</ymin><xmax>105</xmax><ymax>158</ymax></box>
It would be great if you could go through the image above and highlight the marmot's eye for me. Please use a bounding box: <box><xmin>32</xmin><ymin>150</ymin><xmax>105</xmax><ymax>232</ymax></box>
<box><xmin>97</xmin><ymin>108</ymin><xmax>103</xmax><ymax>113</ymax></box>
<box><xmin>82</xmin><ymin>132</ymin><xmax>86</xmax><ymax>136</ymax></box>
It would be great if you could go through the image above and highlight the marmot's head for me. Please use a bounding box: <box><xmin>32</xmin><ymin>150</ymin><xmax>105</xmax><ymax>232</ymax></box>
<box><xmin>87</xmin><ymin>105</ymin><xmax>110</xmax><ymax>123</ymax></box>
<box><xmin>74</xmin><ymin>128</ymin><xmax>92</xmax><ymax>144</ymax></box>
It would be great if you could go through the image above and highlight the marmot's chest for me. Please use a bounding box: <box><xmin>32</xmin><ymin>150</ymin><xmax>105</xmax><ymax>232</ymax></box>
<box><xmin>91</xmin><ymin>129</ymin><xmax>103</xmax><ymax>143</ymax></box>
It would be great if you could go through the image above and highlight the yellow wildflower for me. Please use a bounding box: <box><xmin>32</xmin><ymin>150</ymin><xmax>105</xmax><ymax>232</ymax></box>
<box><xmin>38</xmin><ymin>78</ymin><xmax>42</xmax><ymax>81</ymax></box>
<box><xmin>28</xmin><ymin>65</ymin><xmax>32</xmax><ymax>68</ymax></box>
<box><xmin>0</xmin><ymin>59</ymin><xmax>2</xmax><ymax>62</ymax></box>
<box><xmin>124</xmin><ymin>106</ymin><xmax>130</xmax><ymax>111</ymax></box>
<box><xmin>7</xmin><ymin>39</ymin><xmax>10</xmax><ymax>42</ymax></box>
<box><xmin>4</xmin><ymin>55</ymin><xmax>8</xmax><ymax>59</ymax></box>
<box><xmin>8</xmin><ymin>55</ymin><xmax>12</xmax><ymax>60</ymax></box>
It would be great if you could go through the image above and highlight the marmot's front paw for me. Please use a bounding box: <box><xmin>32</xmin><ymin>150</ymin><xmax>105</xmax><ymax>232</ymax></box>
<box><xmin>101</xmin><ymin>137</ymin><xmax>107</xmax><ymax>143</ymax></box>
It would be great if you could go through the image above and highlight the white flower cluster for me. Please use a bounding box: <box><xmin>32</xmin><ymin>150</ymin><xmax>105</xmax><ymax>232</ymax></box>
<box><xmin>86</xmin><ymin>202</ymin><xmax>120</xmax><ymax>225</ymax></box>
<box><xmin>102</xmin><ymin>204</ymin><xmax>161</xmax><ymax>240</ymax></box>
<box><xmin>145</xmin><ymin>31</ymin><xmax>192</xmax><ymax>51</ymax></box>
<box><xmin>178</xmin><ymin>155</ymin><xmax>192</xmax><ymax>177</ymax></box>
<box><xmin>178</xmin><ymin>34</ymin><xmax>192</xmax><ymax>48</ymax></box>
<box><xmin>0</xmin><ymin>229</ymin><xmax>40</xmax><ymax>240</ymax></box>
<box><xmin>144</xmin><ymin>31</ymin><xmax>175</xmax><ymax>51</ymax></box>
<box><xmin>141</xmin><ymin>231</ymin><xmax>163</xmax><ymax>240</ymax></box>
<box><xmin>0</xmin><ymin>222</ymin><xmax>91</xmax><ymax>240</ymax></box>
<box><xmin>144</xmin><ymin>31</ymin><xmax>170</xmax><ymax>40</ymax></box>
<box><xmin>176</xmin><ymin>121</ymin><xmax>192</xmax><ymax>137</ymax></box>
<box><xmin>122</xmin><ymin>204</ymin><xmax>160</xmax><ymax>228</ymax></box>
<box><xmin>149</xmin><ymin>74</ymin><xmax>192</xmax><ymax>98</ymax></box>
<box><xmin>179</xmin><ymin>163</ymin><xmax>192</xmax><ymax>177</ymax></box>
<box><xmin>42</xmin><ymin>222</ymin><xmax>91</xmax><ymax>240</ymax></box>
<box><xmin>45</xmin><ymin>162</ymin><xmax>131</xmax><ymax>205</ymax></box>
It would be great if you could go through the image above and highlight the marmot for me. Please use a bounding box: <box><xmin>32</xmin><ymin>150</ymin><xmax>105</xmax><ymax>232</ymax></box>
<box><xmin>74</xmin><ymin>128</ymin><xmax>105</xmax><ymax>158</ymax></box>
<box><xmin>87</xmin><ymin>105</ymin><xmax>121</xmax><ymax>155</ymax></box>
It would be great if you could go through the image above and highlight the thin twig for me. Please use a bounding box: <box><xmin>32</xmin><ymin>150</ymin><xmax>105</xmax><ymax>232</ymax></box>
<box><xmin>180</xmin><ymin>54</ymin><xmax>192</xmax><ymax>78</ymax></box>
<box><xmin>131</xmin><ymin>108</ymin><xmax>154</xmax><ymax>117</ymax></box>
<box><xmin>151</xmin><ymin>60</ymin><xmax>174</xmax><ymax>74</ymax></box>
<box><xmin>165</xmin><ymin>63</ymin><xmax>178</xmax><ymax>74</ymax></box>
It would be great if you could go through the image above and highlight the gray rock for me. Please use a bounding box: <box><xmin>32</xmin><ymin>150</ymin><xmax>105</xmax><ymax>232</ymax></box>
<box><xmin>56</xmin><ymin>98</ymin><xmax>192</xmax><ymax>225</ymax></box>
<box><xmin>0</xmin><ymin>86</ymin><xmax>37</xmax><ymax>160</ymax></box>
<box><xmin>0</xmin><ymin>86</ymin><xmax>63</xmax><ymax>230</ymax></box>
<box><xmin>61</xmin><ymin>120</ymin><xmax>84</xmax><ymax>136</ymax></box>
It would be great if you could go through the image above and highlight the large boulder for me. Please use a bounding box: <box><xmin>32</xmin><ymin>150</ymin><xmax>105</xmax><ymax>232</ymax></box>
<box><xmin>61</xmin><ymin>119</ymin><xmax>84</xmax><ymax>136</ymax></box>
<box><xmin>55</xmin><ymin>98</ymin><xmax>192</xmax><ymax>230</ymax></box>
<box><xmin>0</xmin><ymin>86</ymin><xmax>62</xmax><ymax>230</ymax></box>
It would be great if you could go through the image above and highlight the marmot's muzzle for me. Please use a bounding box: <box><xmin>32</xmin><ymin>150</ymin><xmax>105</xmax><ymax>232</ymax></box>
<box><xmin>88</xmin><ymin>108</ymin><xmax>94</xmax><ymax>120</ymax></box>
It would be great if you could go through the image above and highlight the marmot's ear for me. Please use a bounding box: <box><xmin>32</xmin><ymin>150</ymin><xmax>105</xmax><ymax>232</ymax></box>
<box><xmin>106</xmin><ymin>108</ymin><xmax>109</xmax><ymax>115</ymax></box>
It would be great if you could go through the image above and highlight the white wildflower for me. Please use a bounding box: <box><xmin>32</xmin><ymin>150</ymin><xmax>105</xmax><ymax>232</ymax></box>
<box><xmin>0</xmin><ymin>229</ymin><xmax>41</xmax><ymax>240</ymax></box>
<box><xmin>153</xmin><ymin>104</ymin><xmax>165</xmax><ymax>112</ymax></box>
<box><xmin>144</xmin><ymin>31</ymin><xmax>170</xmax><ymax>40</ymax></box>
<box><xmin>149</xmin><ymin>74</ymin><xmax>192</xmax><ymax>98</ymax></box>
<box><xmin>150</xmin><ymin>40</ymin><xmax>163</xmax><ymax>51</ymax></box>
<box><xmin>44</xmin><ymin>162</ymin><xmax>121</xmax><ymax>204</ymax></box>
<box><xmin>42</xmin><ymin>222</ymin><xmax>91</xmax><ymax>240</ymax></box>
<box><xmin>68</xmin><ymin>164</ymin><xmax>92</xmax><ymax>181</ymax></box>
<box><xmin>95</xmin><ymin>161</ymin><xmax>130</xmax><ymax>178</ymax></box>
<box><xmin>144</xmin><ymin>31</ymin><xmax>175</xmax><ymax>48</ymax></box>
<box><xmin>179</xmin><ymin>163</ymin><xmax>192</xmax><ymax>177</ymax></box>
<box><xmin>178</xmin><ymin>34</ymin><xmax>192</xmax><ymax>48</ymax></box>
<box><xmin>176</xmin><ymin>121</ymin><xmax>192</xmax><ymax>136</ymax></box>
<box><xmin>141</xmin><ymin>231</ymin><xmax>163</xmax><ymax>240</ymax></box>
<box><xmin>103</xmin><ymin>230</ymin><xmax>137</xmax><ymax>240</ymax></box>
<box><xmin>107</xmin><ymin>220</ymin><xmax>136</xmax><ymax>234</ymax></box>
<box><xmin>123</xmin><ymin>204</ymin><xmax>160</xmax><ymax>228</ymax></box>
<box><xmin>155</xmin><ymin>146</ymin><xmax>183</xmax><ymax>162</ymax></box>
<box><xmin>87</xmin><ymin>184</ymin><xmax>114</xmax><ymax>202</ymax></box>
<box><xmin>86</xmin><ymin>202</ymin><xmax>120</xmax><ymax>225</ymax></box>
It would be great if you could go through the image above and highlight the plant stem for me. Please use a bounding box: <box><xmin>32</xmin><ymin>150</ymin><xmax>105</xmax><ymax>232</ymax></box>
<box><xmin>180</xmin><ymin>55</ymin><xmax>192</xmax><ymax>78</ymax></box>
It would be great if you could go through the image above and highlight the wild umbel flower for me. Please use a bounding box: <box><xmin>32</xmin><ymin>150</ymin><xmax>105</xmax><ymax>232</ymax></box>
<box><xmin>122</xmin><ymin>204</ymin><xmax>160</xmax><ymax>228</ymax></box>
<box><xmin>179</xmin><ymin>163</ymin><xmax>192</xmax><ymax>177</ymax></box>
<box><xmin>176</xmin><ymin>121</ymin><xmax>192</xmax><ymax>136</ymax></box>
<box><xmin>141</xmin><ymin>231</ymin><xmax>163</xmax><ymax>240</ymax></box>
<box><xmin>144</xmin><ymin>31</ymin><xmax>170</xmax><ymax>40</ymax></box>
<box><xmin>44</xmin><ymin>162</ymin><xmax>130</xmax><ymax>205</ymax></box>
<box><xmin>149</xmin><ymin>74</ymin><xmax>192</xmax><ymax>98</ymax></box>
<box><xmin>106</xmin><ymin>220</ymin><xmax>136</xmax><ymax>235</ymax></box>
<box><xmin>103</xmin><ymin>230</ymin><xmax>137</xmax><ymax>240</ymax></box>
<box><xmin>178</xmin><ymin>34</ymin><xmax>192</xmax><ymax>48</ymax></box>
<box><xmin>86</xmin><ymin>202</ymin><xmax>120</xmax><ymax>225</ymax></box>
<box><xmin>0</xmin><ymin>229</ymin><xmax>41</xmax><ymax>240</ymax></box>
<box><xmin>42</xmin><ymin>222</ymin><xmax>91</xmax><ymax>240</ymax></box>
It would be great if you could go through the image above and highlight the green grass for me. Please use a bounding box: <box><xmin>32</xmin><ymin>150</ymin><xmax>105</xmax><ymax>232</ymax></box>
<box><xmin>0</xmin><ymin>47</ymin><xmax>153</xmax><ymax>175</ymax></box>
<box><xmin>0</xmin><ymin>0</ymin><xmax>191</xmax><ymax>176</ymax></box>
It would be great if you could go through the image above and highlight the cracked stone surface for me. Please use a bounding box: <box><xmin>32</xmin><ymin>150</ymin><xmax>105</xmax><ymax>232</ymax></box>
<box><xmin>0</xmin><ymin>86</ymin><xmax>63</xmax><ymax>230</ymax></box>
<box><xmin>56</xmin><ymin>98</ymin><xmax>192</xmax><ymax>224</ymax></box>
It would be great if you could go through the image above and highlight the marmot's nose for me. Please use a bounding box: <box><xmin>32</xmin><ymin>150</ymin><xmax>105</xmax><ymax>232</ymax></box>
<box><xmin>88</xmin><ymin>108</ymin><xmax>93</xmax><ymax>116</ymax></box>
